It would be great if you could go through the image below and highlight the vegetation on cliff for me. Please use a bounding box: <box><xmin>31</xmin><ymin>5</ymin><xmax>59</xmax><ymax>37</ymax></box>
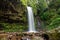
<box><xmin>0</xmin><ymin>0</ymin><xmax>60</xmax><ymax>32</ymax></box>
<box><xmin>0</xmin><ymin>0</ymin><xmax>27</xmax><ymax>32</ymax></box>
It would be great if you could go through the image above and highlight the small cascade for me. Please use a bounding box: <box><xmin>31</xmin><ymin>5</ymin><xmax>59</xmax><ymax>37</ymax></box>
<box><xmin>27</xmin><ymin>6</ymin><xmax>36</xmax><ymax>32</ymax></box>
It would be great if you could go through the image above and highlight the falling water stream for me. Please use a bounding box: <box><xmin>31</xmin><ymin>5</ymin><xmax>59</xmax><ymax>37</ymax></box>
<box><xmin>27</xmin><ymin>6</ymin><xmax>36</xmax><ymax>32</ymax></box>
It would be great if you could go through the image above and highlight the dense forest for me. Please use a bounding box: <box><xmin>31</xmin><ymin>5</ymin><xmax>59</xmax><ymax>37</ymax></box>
<box><xmin>0</xmin><ymin>0</ymin><xmax>60</xmax><ymax>32</ymax></box>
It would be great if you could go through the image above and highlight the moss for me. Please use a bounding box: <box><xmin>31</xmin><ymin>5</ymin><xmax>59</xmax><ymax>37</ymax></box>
<box><xmin>47</xmin><ymin>32</ymin><xmax>60</xmax><ymax>40</ymax></box>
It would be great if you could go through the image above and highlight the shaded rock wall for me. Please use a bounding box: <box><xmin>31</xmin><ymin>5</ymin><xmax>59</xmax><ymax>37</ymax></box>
<box><xmin>0</xmin><ymin>0</ymin><xmax>27</xmax><ymax>23</ymax></box>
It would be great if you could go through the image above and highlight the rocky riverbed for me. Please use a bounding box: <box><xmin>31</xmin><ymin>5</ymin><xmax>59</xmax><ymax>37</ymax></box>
<box><xmin>0</xmin><ymin>32</ymin><xmax>45</xmax><ymax>40</ymax></box>
<box><xmin>0</xmin><ymin>31</ymin><xmax>60</xmax><ymax>40</ymax></box>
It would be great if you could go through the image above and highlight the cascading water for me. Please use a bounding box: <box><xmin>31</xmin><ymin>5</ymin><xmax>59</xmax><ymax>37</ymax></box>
<box><xmin>27</xmin><ymin>6</ymin><xmax>36</xmax><ymax>32</ymax></box>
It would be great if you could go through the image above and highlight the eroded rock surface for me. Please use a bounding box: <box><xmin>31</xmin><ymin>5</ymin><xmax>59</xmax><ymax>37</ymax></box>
<box><xmin>0</xmin><ymin>0</ymin><xmax>27</xmax><ymax>23</ymax></box>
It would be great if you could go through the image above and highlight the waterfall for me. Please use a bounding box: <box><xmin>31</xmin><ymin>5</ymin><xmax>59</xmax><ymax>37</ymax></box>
<box><xmin>27</xmin><ymin>6</ymin><xmax>36</xmax><ymax>32</ymax></box>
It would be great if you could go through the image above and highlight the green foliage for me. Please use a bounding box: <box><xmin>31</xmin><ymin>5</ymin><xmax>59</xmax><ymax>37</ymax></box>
<box><xmin>21</xmin><ymin>0</ymin><xmax>60</xmax><ymax>30</ymax></box>
<box><xmin>36</xmin><ymin>0</ymin><xmax>60</xmax><ymax>30</ymax></box>
<box><xmin>0</xmin><ymin>0</ymin><xmax>28</xmax><ymax>32</ymax></box>
<box><xmin>0</xmin><ymin>22</ymin><xmax>28</xmax><ymax>32</ymax></box>
<box><xmin>0</xmin><ymin>0</ymin><xmax>60</xmax><ymax>32</ymax></box>
<box><xmin>21</xmin><ymin>0</ymin><xmax>37</xmax><ymax>15</ymax></box>
<box><xmin>27</xmin><ymin>0</ymin><xmax>37</xmax><ymax>15</ymax></box>
<box><xmin>20</xmin><ymin>0</ymin><xmax>28</xmax><ymax>6</ymax></box>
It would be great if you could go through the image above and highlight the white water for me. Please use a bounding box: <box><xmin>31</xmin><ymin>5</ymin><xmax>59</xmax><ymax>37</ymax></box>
<box><xmin>27</xmin><ymin>6</ymin><xmax>36</xmax><ymax>32</ymax></box>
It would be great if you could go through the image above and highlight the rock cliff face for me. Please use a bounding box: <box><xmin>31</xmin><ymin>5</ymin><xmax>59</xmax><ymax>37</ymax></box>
<box><xmin>0</xmin><ymin>0</ymin><xmax>27</xmax><ymax>23</ymax></box>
